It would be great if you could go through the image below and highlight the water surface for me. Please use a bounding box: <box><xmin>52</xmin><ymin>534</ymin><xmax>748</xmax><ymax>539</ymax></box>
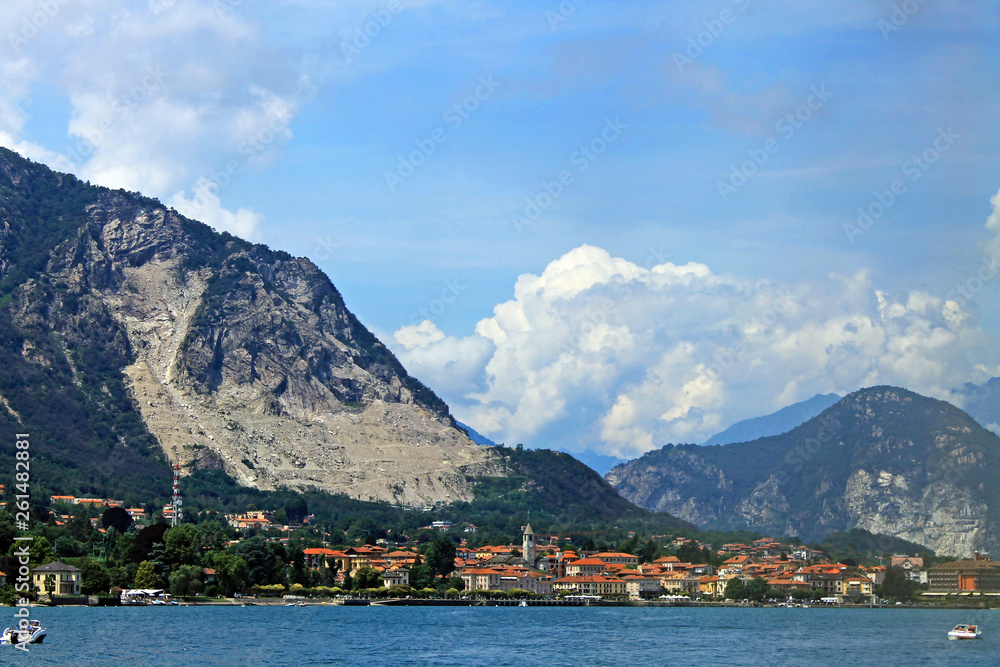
<box><xmin>6</xmin><ymin>605</ymin><xmax>997</xmax><ymax>666</ymax></box>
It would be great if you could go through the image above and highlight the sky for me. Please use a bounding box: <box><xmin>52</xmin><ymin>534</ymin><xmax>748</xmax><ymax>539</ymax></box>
<box><xmin>2</xmin><ymin>0</ymin><xmax>999</xmax><ymax>459</ymax></box>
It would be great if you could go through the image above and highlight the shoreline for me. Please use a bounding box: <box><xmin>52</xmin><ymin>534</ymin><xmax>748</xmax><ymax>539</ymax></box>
<box><xmin>21</xmin><ymin>598</ymin><xmax>999</xmax><ymax>610</ymax></box>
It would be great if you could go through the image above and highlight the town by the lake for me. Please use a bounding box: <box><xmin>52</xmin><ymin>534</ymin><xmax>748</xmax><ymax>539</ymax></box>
<box><xmin>9</xmin><ymin>493</ymin><xmax>998</xmax><ymax>609</ymax></box>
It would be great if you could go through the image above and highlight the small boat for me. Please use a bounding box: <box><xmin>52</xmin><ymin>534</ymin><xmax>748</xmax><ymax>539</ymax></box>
<box><xmin>519</xmin><ymin>600</ymin><xmax>528</xmax><ymax>607</ymax></box>
<box><xmin>948</xmin><ymin>624</ymin><xmax>982</xmax><ymax>640</ymax></box>
<box><xmin>1</xmin><ymin>620</ymin><xmax>46</xmax><ymax>645</ymax></box>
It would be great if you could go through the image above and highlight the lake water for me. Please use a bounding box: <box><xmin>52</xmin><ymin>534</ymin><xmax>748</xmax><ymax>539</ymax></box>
<box><xmin>6</xmin><ymin>605</ymin><xmax>998</xmax><ymax>666</ymax></box>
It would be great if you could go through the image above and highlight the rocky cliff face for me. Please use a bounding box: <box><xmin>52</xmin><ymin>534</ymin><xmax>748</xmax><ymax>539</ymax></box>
<box><xmin>606</xmin><ymin>387</ymin><xmax>1000</xmax><ymax>557</ymax></box>
<box><xmin>0</xmin><ymin>148</ymin><xmax>498</xmax><ymax>505</ymax></box>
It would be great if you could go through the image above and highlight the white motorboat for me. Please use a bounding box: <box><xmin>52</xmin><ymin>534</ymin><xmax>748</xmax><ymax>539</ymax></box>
<box><xmin>1</xmin><ymin>620</ymin><xmax>46</xmax><ymax>645</ymax></box>
<box><xmin>948</xmin><ymin>624</ymin><xmax>982</xmax><ymax>640</ymax></box>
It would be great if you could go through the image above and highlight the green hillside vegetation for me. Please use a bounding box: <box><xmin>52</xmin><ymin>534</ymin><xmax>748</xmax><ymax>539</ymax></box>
<box><xmin>450</xmin><ymin>446</ymin><xmax>696</xmax><ymax>544</ymax></box>
<box><xmin>173</xmin><ymin>446</ymin><xmax>695</xmax><ymax>548</ymax></box>
<box><xmin>0</xmin><ymin>151</ymin><xmax>170</xmax><ymax>504</ymax></box>
<box><xmin>811</xmin><ymin>528</ymin><xmax>934</xmax><ymax>563</ymax></box>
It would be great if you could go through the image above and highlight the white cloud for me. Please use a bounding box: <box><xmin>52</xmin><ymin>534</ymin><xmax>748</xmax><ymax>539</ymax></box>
<box><xmin>392</xmin><ymin>320</ymin><xmax>494</xmax><ymax>399</ymax></box>
<box><xmin>0</xmin><ymin>0</ymin><xmax>312</xmax><ymax>239</ymax></box>
<box><xmin>169</xmin><ymin>187</ymin><xmax>264</xmax><ymax>240</ymax></box>
<box><xmin>392</xmin><ymin>238</ymin><xmax>1000</xmax><ymax>459</ymax></box>
<box><xmin>986</xmin><ymin>187</ymin><xmax>1000</xmax><ymax>257</ymax></box>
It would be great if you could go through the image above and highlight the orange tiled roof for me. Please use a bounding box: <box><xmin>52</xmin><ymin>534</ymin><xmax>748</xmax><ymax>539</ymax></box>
<box><xmin>570</xmin><ymin>558</ymin><xmax>607</xmax><ymax>566</ymax></box>
<box><xmin>594</xmin><ymin>552</ymin><xmax>637</xmax><ymax>559</ymax></box>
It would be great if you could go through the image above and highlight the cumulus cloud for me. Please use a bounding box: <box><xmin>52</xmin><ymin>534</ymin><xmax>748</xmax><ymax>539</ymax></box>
<box><xmin>392</xmin><ymin>320</ymin><xmax>494</xmax><ymax>399</ymax></box>
<box><xmin>169</xmin><ymin>187</ymin><xmax>265</xmax><ymax>241</ymax></box>
<box><xmin>392</xmin><ymin>242</ymin><xmax>1000</xmax><ymax>459</ymax></box>
<box><xmin>985</xmin><ymin>187</ymin><xmax>1000</xmax><ymax>257</ymax></box>
<box><xmin>0</xmin><ymin>0</ymin><xmax>311</xmax><ymax>239</ymax></box>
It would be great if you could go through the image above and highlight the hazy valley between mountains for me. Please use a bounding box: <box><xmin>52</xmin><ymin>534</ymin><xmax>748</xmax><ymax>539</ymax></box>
<box><xmin>1</xmin><ymin>147</ymin><xmax>999</xmax><ymax>558</ymax></box>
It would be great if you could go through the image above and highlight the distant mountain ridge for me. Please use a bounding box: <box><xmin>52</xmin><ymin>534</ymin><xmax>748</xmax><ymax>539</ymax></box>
<box><xmin>568</xmin><ymin>450</ymin><xmax>629</xmax><ymax>476</ymax></box>
<box><xmin>955</xmin><ymin>377</ymin><xmax>1000</xmax><ymax>434</ymax></box>
<box><xmin>456</xmin><ymin>421</ymin><xmax>497</xmax><ymax>446</ymax></box>
<box><xmin>702</xmin><ymin>393</ymin><xmax>842</xmax><ymax>446</ymax></box>
<box><xmin>606</xmin><ymin>387</ymin><xmax>1000</xmax><ymax>557</ymax></box>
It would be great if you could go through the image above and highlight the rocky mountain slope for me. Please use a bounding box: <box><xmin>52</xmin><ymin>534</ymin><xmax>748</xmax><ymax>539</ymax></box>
<box><xmin>0</xmin><ymin>148</ymin><xmax>499</xmax><ymax>505</ymax></box>
<box><xmin>606</xmin><ymin>387</ymin><xmax>1000</xmax><ymax>557</ymax></box>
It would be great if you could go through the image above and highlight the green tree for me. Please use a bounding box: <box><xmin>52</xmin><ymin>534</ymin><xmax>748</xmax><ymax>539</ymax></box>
<box><xmin>168</xmin><ymin>564</ymin><xmax>205</xmax><ymax>597</ymax></box>
<box><xmin>881</xmin><ymin>566</ymin><xmax>921</xmax><ymax>601</ymax></box>
<box><xmin>353</xmin><ymin>565</ymin><xmax>381</xmax><ymax>589</ymax></box>
<box><xmin>283</xmin><ymin>497</ymin><xmax>308</xmax><ymax>523</ymax></box>
<box><xmin>724</xmin><ymin>578</ymin><xmax>745</xmax><ymax>600</ymax></box>
<box><xmin>196</xmin><ymin>520</ymin><xmax>231</xmax><ymax>552</ymax></box>
<box><xmin>79</xmin><ymin>557</ymin><xmax>111</xmax><ymax>595</ymax></box>
<box><xmin>409</xmin><ymin>557</ymin><xmax>433</xmax><ymax>590</ymax></box>
<box><xmin>133</xmin><ymin>560</ymin><xmax>158</xmax><ymax>588</ymax></box>
<box><xmin>66</xmin><ymin>512</ymin><xmax>95</xmax><ymax>542</ymax></box>
<box><xmin>54</xmin><ymin>534</ymin><xmax>86</xmax><ymax>558</ymax></box>
<box><xmin>744</xmin><ymin>577</ymin><xmax>770</xmax><ymax>602</ymax></box>
<box><xmin>7</xmin><ymin>535</ymin><xmax>56</xmax><ymax>567</ymax></box>
<box><xmin>639</xmin><ymin>538</ymin><xmax>658</xmax><ymax>564</ymax></box>
<box><xmin>101</xmin><ymin>506</ymin><xmax>134</xmax><ymax>534</ymax></box>
<box><xmin>104</xmin><ymin>530</ymin><xmax>137</xmax><ymax>567</ymax></box>
<box><xmin>618</xmin><ymin>535</ymin><xmax>640</xmax><ymax>555</ymax></box>
<box><xmin>0</xmin><ymin>512</ymin><xmax>15</xmax><ymax>557</ymax></box>
<box><xmin>235</xmin><ymin>536</ymin><xmax>282</xmax><ymax>587</ymax></box>
<box><xmin>129</xmin><ymin>523</ymin><xmax>169</xmax><ymax>565</ymax></box>
<box><xmin>425</xmin><ymin>537</ymin><xmax>456</xmax><ymax>581</ymax></box>
<box><xmin>211</xmin><ymin>552</ymin><xmax>248</xmax><ymax>597</ymax></box>
<box><xmin>676</xmin><ymin>541</ymin><xmax>709</xmax><ymax>564</ymax></box>
<box><xmin>164</xmin><ymin>524</ymin><xmax>202</xmax><ymax>568</ymax></box>
<box><xmin>0</xmin><ymin>584</ymin><xmax>19</xmax><ymax>606</ymax></box>
<box><xmin>107</xmin><ymin>566</ymin><xmax>131</xmax><ymax>591</ymax></box>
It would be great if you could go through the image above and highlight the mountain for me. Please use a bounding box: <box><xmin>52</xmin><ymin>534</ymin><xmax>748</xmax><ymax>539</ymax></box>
<box><xmin>702</xmin><ymin>393</ymin><xmax>841</xmax><ymax>446</ymax></box>
<box><xmin>567</xmin><ymin>450</ymin><xmax>628</xmax><ymax>476</ymax></box>
<box><xmin>606</xmin><ymin>387</ymin><xmax>1000</xmax><ymax>557</ymax></box>
<box><xmin>0</xmin><ymin>147</ymin><xmax>499</xmax><ymax>506</ymax></box>
<box><xmin>455</xmin><ymin>446</ymin><xmax>696</xmax><ymax>536</ymax></box>
<box><xmin>814</xmin><ymin>528</ymin><xmax>934</xmax><ymax>562</ymax></box>
<box><xmin>954</xmin><ymin>377</ymin><xmax>1000</xmax><ymax>434</ymax></box>
<box><xmin>456</xmin><ymin>421</ymin><xmax>497</xmax><ymax>446</ymax></box>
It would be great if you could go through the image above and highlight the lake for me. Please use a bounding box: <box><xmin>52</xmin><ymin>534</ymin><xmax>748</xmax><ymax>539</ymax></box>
<box><xmin>5</xmin><ymin>605</ymin><xmax>998</xmax><ymax>666</ymax></box>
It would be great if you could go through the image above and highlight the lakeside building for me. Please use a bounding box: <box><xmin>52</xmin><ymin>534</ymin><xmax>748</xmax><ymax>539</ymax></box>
<box><xmin>32</xmin><ymin>561</ymin><xmax>81</xmax><ymax>596</ymax></box>
<box><xmin>891</xmin><ymin>555</ymin><xmax>927</xmax><ymax>584</ymax></box>
<box><xmin>928</xmin><ymin>554</ymin><xmax>1000</xmax><ymax>594</ymax></box>
<box><xmin>565</xmin><ymin>558</ymin><xmax>607</xmax><ymax>577</ymax></box>
<box><xmin>552</xmin><ymin>575</ymin><xmax>626</xmax><ymax>598</ymax></box>
<box><xmin>381</xmin><ymin>567</ymin><xmax>410</xmax><ymax>588</ymax></box>
<box><xmin>460</xmin><ymin>566</ymin><xmax>553</xmax><ymax>595</ymax></box>
<box><xmin>623</xmin><ymin>574</ymin><xmax>663</xmax><ymax>600</ymax></box>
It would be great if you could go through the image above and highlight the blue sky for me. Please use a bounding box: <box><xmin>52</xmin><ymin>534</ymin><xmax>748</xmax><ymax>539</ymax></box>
<box><xmin>2</xmin><ymin>0</ymin><xmax>1000</xmax><ymax>456</ymax></box>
